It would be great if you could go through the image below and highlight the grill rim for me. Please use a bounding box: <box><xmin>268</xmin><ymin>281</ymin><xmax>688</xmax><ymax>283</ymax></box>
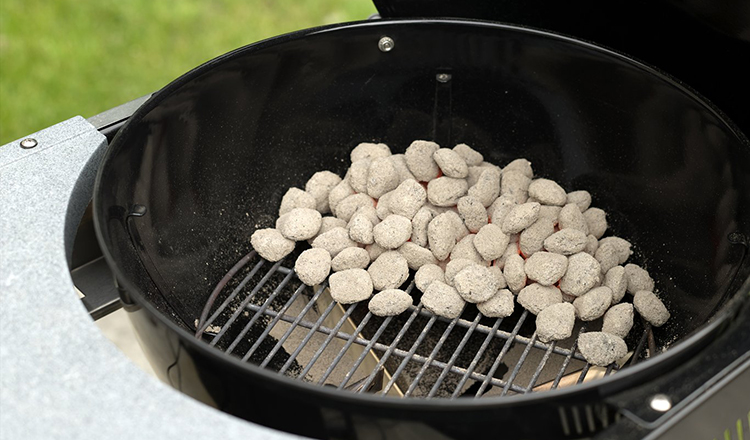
<box><xmin>92</xmin><ymin>17</ymin><xmax>750</xmax><ymax>413</ymax></box>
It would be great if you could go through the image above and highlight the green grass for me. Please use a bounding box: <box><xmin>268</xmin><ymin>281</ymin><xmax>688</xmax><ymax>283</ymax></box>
<box><xmin>0</xmin><ymin>0</ymin><xmax>376</xmax><ymax>145</ymax></box>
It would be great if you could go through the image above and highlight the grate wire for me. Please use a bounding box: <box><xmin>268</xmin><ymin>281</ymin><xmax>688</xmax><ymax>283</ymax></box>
<box><xmin>195</xmin><ymin>254</ymin><xmax>642</xmax><ymax>399</ymax></box>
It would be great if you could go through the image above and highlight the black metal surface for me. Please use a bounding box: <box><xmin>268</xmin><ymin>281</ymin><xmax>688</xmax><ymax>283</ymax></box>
<box><xmin>94</xmin><ymin>19</ymin><xmax>750</xmax><ymax>439</ymax></box>
<box><xmin>70</xmin><ymin>203</ymin><xmax>122</xmax><ymax>319</ymax></box>
<box><xmin>372</xmin><ymin>0</ymin><xmax>750</xmax><ymax>138</ymax></box>
<box><xmin>72</xmin><ymin>257</ymin><xmax>121</xmax><ymax>320</ymax></box>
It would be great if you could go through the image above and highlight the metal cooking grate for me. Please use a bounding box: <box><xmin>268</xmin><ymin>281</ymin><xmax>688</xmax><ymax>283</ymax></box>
<box><xmin>195</xmin><ymin>250</ymin><xmax>651</xmax><ymax>398</ymax></box>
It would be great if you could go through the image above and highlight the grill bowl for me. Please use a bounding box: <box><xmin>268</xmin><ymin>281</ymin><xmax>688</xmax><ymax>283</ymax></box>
<box><xmin>94</xmin><ymin>19</ymin><xmax>750</xmax><ymax>439</ymax></box>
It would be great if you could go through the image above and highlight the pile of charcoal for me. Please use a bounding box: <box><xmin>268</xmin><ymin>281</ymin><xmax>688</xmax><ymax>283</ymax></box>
<box><xmin>250</xmin><ymin>141</ymin><xmax>669</xmax><ymax>366</ymax></box>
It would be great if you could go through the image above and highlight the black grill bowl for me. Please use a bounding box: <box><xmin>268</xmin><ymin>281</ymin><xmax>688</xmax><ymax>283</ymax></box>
<box><xmin>94</xmin><ymin>19</ymin><xmax>750</xmax><ymax>439</ymax></box>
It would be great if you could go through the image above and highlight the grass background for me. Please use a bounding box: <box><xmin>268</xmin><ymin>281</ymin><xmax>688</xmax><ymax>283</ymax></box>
<box><xmin>0</xmin><ymin>0</ymin><xmax>376</xmax><ymax>145</ymax></box>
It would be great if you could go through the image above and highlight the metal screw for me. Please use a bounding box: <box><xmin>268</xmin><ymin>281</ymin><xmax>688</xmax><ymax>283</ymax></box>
<box><xmin>649</xmin><ymin>394</ymin><xmax>672</xmax><ymax>412</ymax></box>
<box><xmin>378</xmin><ymin>36</ymin><xmax>394</xmax><ymax>52</ymax></box>
<box><xmin>436</xmin><ymin>73</ymin><xmax>452</xmax><ymax>83</ymax></box>
<box><xmin>20</xmin><ymin>138</ymin><xmax>38</xmax><ymax>149</ymax></box>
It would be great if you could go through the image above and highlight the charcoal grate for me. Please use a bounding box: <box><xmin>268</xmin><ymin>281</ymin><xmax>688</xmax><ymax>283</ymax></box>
<box><xmin>195</xmin><ymin>251</ymin><xmax>650</xmax><ymax>398</ymax></box>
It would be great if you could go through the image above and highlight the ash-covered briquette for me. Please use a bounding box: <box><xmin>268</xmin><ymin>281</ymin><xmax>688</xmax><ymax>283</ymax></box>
<box><xmin>500</xmin><ymin>170</ymin><xmax>531</xmax><ymax>204</ymax></box>
<box><xmin>524</xmin><ymin>251</ymin><xmax>568</xmax><ymax>286</ymax></box>
<box><xmin>543</xmin><ymin>228</ymin><xmax>587</xmax><ymax>255</ymax></box>
<box><xmin>433</xmin><ymin>148</ymin><xmax>469</xmax><ymax>178</ymax></box>
<box><xmin>329</xmin><ymin>268</ymin><xmax>373</xmax><ymax>304</ymax></box>
<box><xmin>583</xmin><ymin>207</ymin><xmax>607</xmax><ymax>239</ymax></box>
<box><xmin>368</xmin><ymin>289</ymin><xmax>413</xmax><ymax>317</ymax></box>
<box><xmin>468</xmin><ymin>167</ymin><xmax>501</xmax><ymax>207</ymax></box>
<box><xmin>453</xmin><ymin>143</ymin><xmax>484</xmax><ymax>166</ymax></box>
<box><xmin>422</xmin><ymin>201</ymin><xmax>450</xmax><ymax>216</ymax></box>
<box><xmin>528</xmin><ymin>178</ymin><xmax>567</xmax><ymax>206</ymax></box>
<box><xmin>519</xmin><ymin>218</ymin><xmax>555</xmax><ymax>257</ymax></box>
<box><xmin>277</xmin><ymin>207</ymin><xmax>323</xmax><ymax>241</ymax></box>
<box><xmin>625</xmin><ymin>263</ymin><xmax>655</xmax><ymax>294</ymax></box>
<box><xmin>444</xmin><ymin>210</ymin><xmax>470</xmax><ymax>241</ymax></box>
<box><xmin>352</xmin><ymin>205</ymin><xmax>380</xmax><ymax>226</ymax></box>
<box><xmin>480</xmin><ymin>161</ymin><xmax>503</xmax><ymax>174</ymax></box>
<box><xmin>389</xmin><ymin>179</ymin><xmax>427</xmax><ymax>219</ymax></box>
<box><xmin>559</xmin><ymin>252</ymin><xmax>601</xmax><ymax>297</ymax></box>
<box><xmin>427</xmin><ymin>176</ymin><xmax>469</xmax><ymax>207</ymax></box>
<box><xmin>415</xmin><ymin>263</ymin><xmax>445</xmax><ymax>292</ymax></box>
<box><xmin>573</xmin><ymin>286</ymin><xmax>613</xmax><ymax>321</ymax></box>
<box><xmin>602</xmin><ymin>303</ymin><xmax>634</xmax><ymax>338</ymax></box>
<box><xmin>503</xmin><ymin>253</ymin><xmax>527</xmax><ymax>293</ymax></box>
<box><xmin>466</xmin><ymin>165</ymin><xmax>487</xmax><ymax>188</ymax></box>
<box><xmin>347</xmin><ymin>213</ymin><xmax>374</xmax><ymax>245</ymax></box>
<box><xmin>367</xmin><ymin>251</ymin><xmax>409</xmax><ymax>290</ymax></box>
<box><xmin>427</xmin><ymin>212</ymin><xmax>457</xmax><ymax>261</ymax></box>
<box><xmin>447</xmin><ymin>235</ymin><xmax>481</xmax><ymax>265</ymax></box>
<box><xmin>633</xmin><ymin>290</ymin><xmax>670</xmax><ymax>327</ymax></box>
<box><xmin>398</xmin><ymin>242</ymin><xmax>438</xmax><ymax>270</ymax></box>
<box><xmin>421</xmin><ymin>281</ymin><xmax>466</xmax><ymax>319</ymax></box>
<box><xmin>444</xmin><ymin>259</ymin><xmax>477</xmax><ymax>286</ymax></box>
<box><xmin>488</xmin><ymin>195</ymin><xmax>515</xmax><ymax>225</ymax></box>
<box><xmin>310</xmin><ymin>216</ymin><xmax>347</xmax><ymax>244</ymax></box>
<box><xmin>411</xmin><ymin>207</ymin><xmax>436</xmax><ymax>247</ymax></box>
<box><xmin>536</xmin><ymin>303</ymin><xmax>576</xmax><ymax>343</ymax></box>
<box><xmin>477</xmin><ymin>289</ymin><xmax>515</xmax><ymax>318</ymax></box>
<box><xmin>327</xmin><ymin>180</ymin><xmax>355</xmax><ymax>215</ymax></box>
<box><xmin>457</xmin><ymin>196</ymin><xmax>488</xmax><ymax>233</ymax></box>
<box><xmin>311</xmin><ymin>227</ymin><xmax>357</xmax><ymax>258</ymax></box>
<box><xmin>604</xmin><ymin>265</ymin><xmax>628</xmax><ymax>303</ymax></box>
<box><xmin>495</xmin><ymin>235</ymin><xmax>519</xmax><ymax>270</ymax></box>
<box><xmin>584</xmin><ymin>234</ymin><xmax>599</xmax><ymax>255</ymax></box>
<box><xmin>251</xmin><ymin>228</ymin><xmax>296</xmax><ymax>262</ymax></box>
<box><xmin>376</xmin><ymin>190</ymin><xmax>395</xmax><ymax>220</ymax></box>
<box><xmin>503</xmin><ymin>158</ymin><xmax>534</xmax><ymax>178</ymax></box>
<box><xmin>453</xmin><ymin>265</ymin><xmax>499</xmax><ymax>303</ymax></box>
<box><xmin>350</xmin><ymin>142</ymin><xmax>391</xmax><ymax>163</ymax></box>
<box><xmin>562</xmin><ymin>292</ymin><xmax>576</xmax><ymax>303</ymax></box>
<box><xmin>331</xmin><ymin>247</ymin><xmax>370</xmax><ymax>272</ymax></box>
<box><xmin>279</xmin><ymin>187</ymin><xmax>317</xmax><ymax>216</ymax></box>
<box><xmin>502</xmin><ymin>202</ymin><xmax>541</xmax><ymax>234</ymax></box>
<box><xmin>567</xmin><ymin>190</ymin><xmax>592</xmax><ymax>212</ymax></box>
<box><xmin>578</xmin><ymin>332</ymin><xmax>628</xmax><ymax>366</ymax></box>
<box><xmin>367</xmin><ymin>157</ymin><xmax>400</xmax><ymax>198</ymax></box>
<box><xmin>538</xmin><ymin>205</ymin><xmax>562</xmax><ymax>223</ymax></box>
<box><xmin>517</xmin><ymin>283</ymin><xmax>563</xmax><ymax>315</ymax></box>
<box><xmin>487</xmin><ymin>265</ymin><xmax>507</xmax><ymax>289</ymax></box>
<box><xmin>405</xmin><ymin>140</ymin><xmax>441</xmax><ymax>181</ymax></box>
<box><xmin>347</xmin><ymin>159</ymin><xmax>370</xmax><ymax>194</ymax></box>
<box><xmin>599</xmin><ymin>237</ymin><xmax>633</xmax><ymax>264</ymax></box>
<box><xmin>305</xmin><ymin>171</ymin><xmax>342</xmax><ymax>214</ymax></box>
<box><xmin>475</xmin><ymin>223</ymin><xmax>511</xmax><ymax>261</ymax></box>
<box><xmin>595</xmin><ymin>242</ymin><xmax>620</xmax><ymax>275</ymax></box>
<box><xmin>558</xmin><ymin>203</ymin><xmax>589</xmax><ymax>234</ymax></box>
<box><xmin>372</xmin><ymin>214</ymin><xmax>412</xmax><ymax>249</ymax></box>
<box><xmin>294</xmin><ymin>248</ymin><xmax>332</xmax><ymax>287</ymax></box>
<box><xmin>335</xmin><ymin>193</ymin><xmax>375</xmax><ymax>222</ymax></box>
<box><xmin>390</xmin><ymin>154</ymin><xmax>417</xmax><ymax>183</ymax></box>
<box><xmin>366</xmin><ymin>242</ymin><xmax>386</xmax><ymax>261</ymax></box>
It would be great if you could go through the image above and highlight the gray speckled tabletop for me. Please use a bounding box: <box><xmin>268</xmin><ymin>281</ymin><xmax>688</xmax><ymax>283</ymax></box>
<box><xmin>0</xmin><ymin>117</ymin><xmax>301</xmax><ymax>440</ymax></box>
